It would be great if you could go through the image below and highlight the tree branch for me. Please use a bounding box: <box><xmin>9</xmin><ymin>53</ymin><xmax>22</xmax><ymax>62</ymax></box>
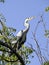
<box><xmin>0</xmin><ymin>40</ymin><xmax>25</xmax><ymax>65</ymax></box>
<box><xmin>0</xmin><ymin>58</ymin><xmax>18</xmax><ymax>62</ymax></box>
<box><xmin>0</xmin><ymin>49</ymin><xmax>10</xmax><ymax>53</ymax></box>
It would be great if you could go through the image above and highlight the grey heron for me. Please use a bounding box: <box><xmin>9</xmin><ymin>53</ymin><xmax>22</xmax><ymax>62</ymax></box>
<box><xmin>11</xmin><ymin>16</ymin><xmax>35</xmax><ymax>50</ymax></box>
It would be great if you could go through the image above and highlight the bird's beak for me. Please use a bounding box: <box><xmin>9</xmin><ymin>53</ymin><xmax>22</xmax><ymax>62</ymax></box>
<box><xmin>29</xmin><ymin>16</ymin><xmax>36</xmax><ymax>21</ymax></box>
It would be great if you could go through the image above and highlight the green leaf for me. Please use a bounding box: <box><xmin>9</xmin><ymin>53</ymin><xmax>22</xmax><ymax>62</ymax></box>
<box><xmin>44</xmin><ymin>61</ymin><xmax>49</xmax><ymax>65</ymax></box>
<box><xmin>44</xmin><ymin>30</ymin><xmax>49</xmax><ymax>38</ymax></box>
<box><xmin>0</xmin><ymin>35</ymin><xmax>4</xmax><ymax>40</ymax></box>
<box><xmin>45</xmin><ymin>7</ymin><xmax>49</xmax><ymax>12</ymax></box>
<box><xmin>8</xmin><ymin>27</ymin><xmax>16</xmax><ymax>32</ymax></box>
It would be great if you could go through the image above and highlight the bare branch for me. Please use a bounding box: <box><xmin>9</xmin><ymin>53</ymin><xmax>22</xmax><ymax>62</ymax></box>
<box><xmin>40</xmin><ymin>15</ymin><xmax>46</xmax><ymax>32</ymax></box>
<box><xmin>28</xmin><ymin>43</ymin><xmax>42</xmax><ymax>63</ymax></box>
<box><xmin>34</xmin><ymin>20</ymin><xmax>41</xmax><ymax>35</ymax></box>
<box><xmin>32</xmin><ymin>32</ymin><xmax>43</xmax><ymax>65</ymax></box>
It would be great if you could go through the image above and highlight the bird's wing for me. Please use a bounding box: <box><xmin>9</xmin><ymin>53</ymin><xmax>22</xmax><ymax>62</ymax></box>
<box><xmin>16</xmin><ymin>30</ymin><xmax>23</xmax><ymax>37</ymax></box>
<box><xmin>11</xmin><ymin>30</ymin><xmax>23</xmax><ymax>44</ymax></box>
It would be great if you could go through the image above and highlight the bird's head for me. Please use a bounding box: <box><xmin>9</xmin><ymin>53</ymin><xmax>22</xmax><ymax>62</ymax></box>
<box><xmin>23</xmin><ymin>16</ymin><xmax>35</xmax><ymax>32</ymax></box>
<box><xmin>25</xmin><ymin>16</ymin><xmax>35</xmax><ymax>23</ymax></box>
<box><xmin>24</xmin><ymin>16</ymin><xmax>35</xmax><ymax>29</ymax></box>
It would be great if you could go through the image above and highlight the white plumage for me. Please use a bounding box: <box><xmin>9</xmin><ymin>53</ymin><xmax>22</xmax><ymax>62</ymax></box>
<box><xmin>12</xmin><ymin>31</ymin><xmax>23</xmax><ymax>44</ymax></box>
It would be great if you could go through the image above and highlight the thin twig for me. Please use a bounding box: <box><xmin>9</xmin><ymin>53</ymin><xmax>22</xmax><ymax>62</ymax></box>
<box><xmin>41</xmin><ymin>15</ymin><xmax>49</xmax><ymax>57</ymax></box>
<box><xmin>32</xmin><ymin>33</ymin><xmax>43</xmax><ymax>65</ymax></box>
<box><xmin>28</xmin><ymin>43</ymin><xmax>42</xmax><ymax>63</ymax></box>
<box><xmin>34</xmin><ymin>20</ymin><xmax>42</xmax><ymax>35</ymax></box>
<box><xmin>40</xmin><ymin>15</ymin><xmax>46</xmax><ymax>32</ymax></box>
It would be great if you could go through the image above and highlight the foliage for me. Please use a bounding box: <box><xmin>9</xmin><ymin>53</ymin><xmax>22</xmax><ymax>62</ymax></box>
<box><xmin>19</xmin><ymin>45</ymin><xmax>33</xmax><ymax>64</ymax></box>
<box><xmin>43</xmin><ymin>61</ymin><xmax>49</xmax><ymax>65</ymax></box>
<box><xmin>0</xmin><ymin>14</ymin><xmax>33</xmax><ymax>65</ymax></box>
<box><xmin>0</xmin><ymin>1</ymin><xmax>49</xmax><ymax>64</ymax></box>
<box><xmin>45</xmin><ymin>7</ymin><xmax>49</xmax><ymax>12</ymax></box>
<box><xmin>44</xmin><ymin>30</ymin><xmax>49</xmax><ymax>38</ymax></box>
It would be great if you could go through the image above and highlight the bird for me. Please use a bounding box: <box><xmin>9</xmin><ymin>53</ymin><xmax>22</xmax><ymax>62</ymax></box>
<box><xmin>11</xmin><ymin>16</ymin><xmax>35</xmax><ymax>50</ymax></box>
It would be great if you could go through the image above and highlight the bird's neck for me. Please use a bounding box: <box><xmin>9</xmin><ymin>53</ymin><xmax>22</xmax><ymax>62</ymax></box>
<box><xmin>23</xmin><ymin>22</ymin><xmax>30</xmax><ymax>33</ymax></box>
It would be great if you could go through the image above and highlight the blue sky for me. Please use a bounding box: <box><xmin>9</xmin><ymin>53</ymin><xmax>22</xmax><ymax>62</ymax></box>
<box><xmin>0</xmin><ymin>0</ymin><xmax>49</xmax><ymax>65</ymax></box>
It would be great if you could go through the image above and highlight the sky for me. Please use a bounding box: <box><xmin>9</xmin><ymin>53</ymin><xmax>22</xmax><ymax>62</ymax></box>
<box><xmin>0</xmin><ymin>0</ymin><xmax>49</xmax><ymax>65</ymax></box>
